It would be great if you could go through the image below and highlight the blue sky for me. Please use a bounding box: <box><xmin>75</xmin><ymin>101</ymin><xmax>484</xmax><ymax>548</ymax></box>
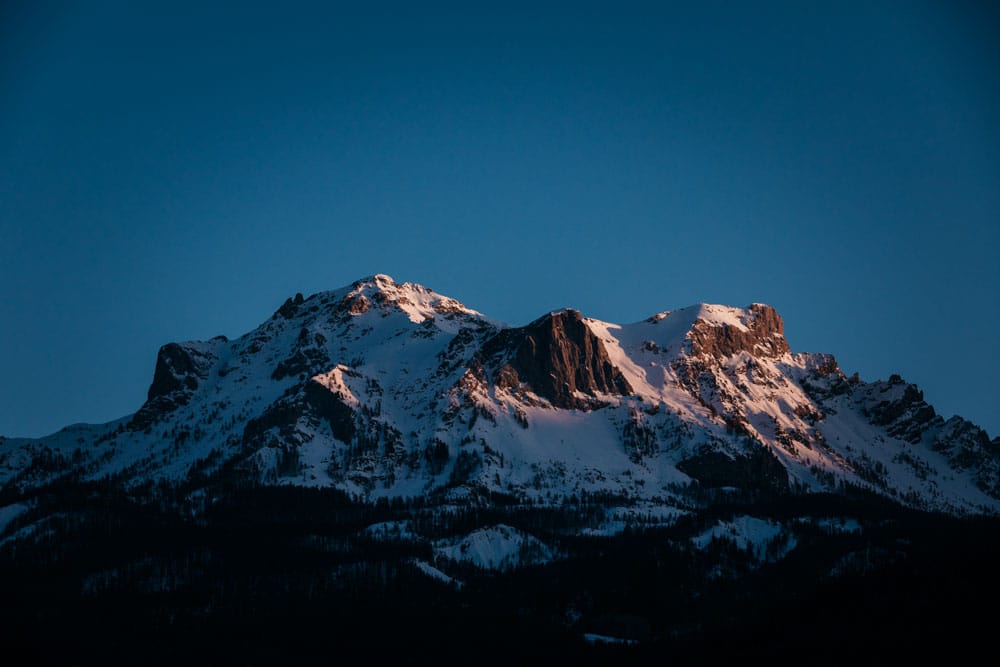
<box><xmin>1</xmin><ymin>1</ymin><xmax>998</xmax><ymax>437</ymax></box>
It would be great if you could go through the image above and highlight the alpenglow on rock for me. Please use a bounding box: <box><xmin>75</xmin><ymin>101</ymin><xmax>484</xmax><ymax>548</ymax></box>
<box><xmin>1</xmin><ymin>274</ymin><xmax>998</xmax><ymax>514</ymax></box>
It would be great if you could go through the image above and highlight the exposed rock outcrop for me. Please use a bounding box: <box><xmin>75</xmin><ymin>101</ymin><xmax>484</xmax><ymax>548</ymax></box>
<box><xmin>689</xmin><ymin>304</ymin><xmax>790</xmax><ymax>359</ymax></box>
<box><xmin>483</xmin><ymin>310</ymin><xmax>632</xmax><ymax>409</ymax></box>
<box><xmin>147</xmin><ymin>343</ymin><xmax>208</xmax><ymax>399</ymax></box>
<box><xmin>274</xmin><ymin>293</ymin><xmax>305</xmax><ymax>319</ymax></box>
<box><xmin>243</xmin><ymin>379</ymin><xmax>357</xmax><ymax>450</ymax></box>
<box><xmin>130</xmin><ymin>342</ymin><xmax>220</xmax><ymax>430</ymax></box>
<box><xmin>861</xmin><ymin>380</ymin><xmax>938</xmax><ymax>444</ymax></box>
<box><xmin>271</xmin><ymin>326</ymin><xmax>331</xmax><ymax>381</ymax></box>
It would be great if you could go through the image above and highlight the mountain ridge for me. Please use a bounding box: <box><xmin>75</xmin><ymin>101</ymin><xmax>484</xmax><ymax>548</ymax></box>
<box><xmin>1</xmin><ymin>274</ymin><xmax>997</xmax><ymax>516</ymax></box>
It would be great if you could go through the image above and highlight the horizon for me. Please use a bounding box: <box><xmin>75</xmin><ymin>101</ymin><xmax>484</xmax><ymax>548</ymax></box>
<box><xmin>2</xmin><ymin>2</ymin><xmax>998</xmax><ymax>437</ymax></box>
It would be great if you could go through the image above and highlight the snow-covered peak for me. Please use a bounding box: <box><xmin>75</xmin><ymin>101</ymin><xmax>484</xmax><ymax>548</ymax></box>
<box><xmin>641</xmin><ymin>302</ymin><xmax>783</xmax><ymax>333</ymax></box>
<box><xmin>343</xmin><ymin>274</ymin><xmax>488</xmax><ymax>324</ymax></box>
<box><xmin>587</xmin><ymin>302</ymin><xmax>787</xmax><ymax>371</ymax></box>
<box><xmin>674</xmin><ymin>303</ymin><xmax>752</xmax><ymax>331</ymax></box>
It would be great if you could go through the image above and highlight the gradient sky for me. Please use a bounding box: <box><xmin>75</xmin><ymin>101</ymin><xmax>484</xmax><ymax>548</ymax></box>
<box><xmin>2</xmin><ymin>1</ymin><xmax>998</xmax><ymax>438</ymax></box>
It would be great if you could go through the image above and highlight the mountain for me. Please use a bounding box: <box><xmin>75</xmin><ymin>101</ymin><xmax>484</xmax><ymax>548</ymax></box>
<box><xmin>2</xmin><ymin>273</ymin><xmax>998</xmax><ymax>514</ymax></box>
<box><xmin>4</xmin><ymin>274</ymin><xmax>1000</xmax><ymax>663</ymax></box>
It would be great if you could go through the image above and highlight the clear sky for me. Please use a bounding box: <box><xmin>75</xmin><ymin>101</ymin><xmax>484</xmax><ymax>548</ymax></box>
<box><xmin>1</xmin><ymin>1</ymin><xmax>998</xmax><ymax>438</ymax></box>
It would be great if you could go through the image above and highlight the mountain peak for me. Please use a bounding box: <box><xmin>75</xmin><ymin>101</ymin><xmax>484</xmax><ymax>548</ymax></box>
<box><xmin>350</xmin><ymin>273</ymin><xmax>407</xmax><ymax>294</ymax></box>
<box><xmin>666</xmin><ymin>302</ymin><xmax>782</xmax><ymax>331</ymax></box>
<box><xmin>685</xmin><ymin>302</ymin><xmax>788</xmax><ymax>359</ymax></box>
<box><xmin>683</xmin><ymin>303</ymin><xmax>755</xmax><ymax>330</ymax></box>
<box><xmin>634</xmin><ymin>303</ymin><xmax>787</xmax><ymax>360</ymax></box>
<box><xmin>356</xmin><ymin>273</ymin><xmax>399</xmax><ymax>289</ymax></box>
<box><xmin>340</xmin><ymin>274</ymin><xmax>486</xmax><ymax>325</ymax></box>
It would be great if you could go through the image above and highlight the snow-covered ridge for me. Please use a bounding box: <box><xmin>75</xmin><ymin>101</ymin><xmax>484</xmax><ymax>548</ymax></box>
<box><xmin>1</xmin><ymin>275</ymin><xmax>997</xmax><ymax>517</ymax></box>
<box><xmin>342</xmin><ymin>274</ymin><xmax>492</xmax><ymax>326</ymax></box>
<box><xmin>674</xmin><ymin>303</ymin><xmax>752</xmax><ymax>331</ymax></box>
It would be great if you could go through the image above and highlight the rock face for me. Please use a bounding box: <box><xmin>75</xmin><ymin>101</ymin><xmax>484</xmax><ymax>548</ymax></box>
<box><xmin>846</xmin><ymin>376</ymin><xmax>1000</xmax><ymax>497</ymax></box>
<box><xmin>271</xmin><ymin>326</ymin><xmax>331</xmax><ymax>381</ymax></box>
<box><xmin>688</xmin><ymin>304</ymin><xmax>790</xmax><ymax>359</ymax></box>
<box><xmin>242</xmin><ymin>378</ymin><xmax>356</xmax><ymax>450</ymax></box>
<box><xmin>147</xmin><ymin>343</ymin><xmax>207</xmax><ymax>399</ymax></box>
<box><xmin>484</xmin><ymin>309</ymin><xmax>633</xmax><ymax>409</ymax></box>
<box><xmin>860</xmin><ymin>377</ymin><xmax>938</xmax><ymax>444</ymax></box>
<box><xmin>274</xmin><ymin>293</ymin><xmax>305</xmax><ymax>319</ymax></box>
<box><xmin>130</xmin><ymin>341</ymin><xmax>222</xmax><ymax>430</ymax></box>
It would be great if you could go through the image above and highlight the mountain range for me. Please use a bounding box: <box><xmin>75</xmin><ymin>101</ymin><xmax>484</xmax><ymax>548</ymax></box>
<box><xmin>2</xmin><ymin>273</ymin><xmax>997</xmax><ymax>514</ymax></box>
<box><xmin>3</xmin><ymin>275</ymin><xmax>999</xmax><ymax>663</ymax></box>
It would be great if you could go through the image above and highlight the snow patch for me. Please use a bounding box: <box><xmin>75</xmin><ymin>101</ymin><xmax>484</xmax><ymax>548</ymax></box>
<box><xmin>685</xmin><ymin>303</ymin><xmax>751</xmax><ymax>331</ymax></box>
<box><xmin>692</xmin><ymin>515</ymin><xmax>796</xmax><ymax>561</ymax></box>
<box><xmin>434</xmin><ymin>524</ymin><xmax>554</xmax><ymax>571</ymax></box>
<box><xmin>411</xmin><ymin>559</ymin><xmax>462</xmax><ymax>588</ymax></box>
